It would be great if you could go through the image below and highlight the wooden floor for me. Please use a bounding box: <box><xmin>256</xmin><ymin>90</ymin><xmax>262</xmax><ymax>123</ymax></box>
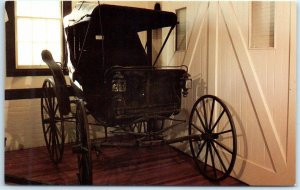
<box><xmin>5</xmin><ymin>143</ymin><xmax>246</xmax><ymax>186</ymax></box>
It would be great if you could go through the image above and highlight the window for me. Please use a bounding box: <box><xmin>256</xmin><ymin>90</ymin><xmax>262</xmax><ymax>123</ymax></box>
<box><xmin>16</xmin><ymin>1</ymin><xmax>62</xmax><ymax>69</ymax></box>
<box><xmin>175</xmin><ymin>7</ymin><xmax>186</xmax><ymax>51</ymax></box>
<box><xmin>5</xmin><ymin>1</ymin><xmax>71</xmax><ymax>76</ymax></box>
<box><xmin>250</xmin><ymin>2</ymin><xmax>275</xmax><ymax>48</ymax></box>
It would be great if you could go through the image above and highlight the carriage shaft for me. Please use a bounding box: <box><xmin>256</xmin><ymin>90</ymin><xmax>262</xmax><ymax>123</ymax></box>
<box><xmin>164</xmin><ymin>134</ymin><xmax>202</xmax><ymax>145</ymax></box>
<box><xmin>137</xmin><ymin>134</ymin><xmax>202</xmax><ymax>147</ymax></box>
<box><xmin>90</xmin><ymin>134</ymin><xmax>202</xmax><ymax>149</ymax></box>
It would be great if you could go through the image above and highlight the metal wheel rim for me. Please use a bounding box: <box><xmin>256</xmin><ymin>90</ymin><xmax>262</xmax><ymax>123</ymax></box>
<box><xmin>41</xmin><ymin>79</ymin><xmax>65</xmax><ymax>164</ymax></box>
<box><xmin>188</xmin><ymin>95</ymin><xmax>237</xmax><ymax>181</ymax></box>
<box><xmin>75</xmin><ymin>100</ymin><xmax>92</xmax><ymax>185</ymax></box>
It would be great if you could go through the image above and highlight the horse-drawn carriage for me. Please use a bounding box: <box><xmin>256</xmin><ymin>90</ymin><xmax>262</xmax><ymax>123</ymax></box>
<box><xmin>41</xmin><ymin>2</ymin><xmax>237</xmax><ymax>184</ymax></box>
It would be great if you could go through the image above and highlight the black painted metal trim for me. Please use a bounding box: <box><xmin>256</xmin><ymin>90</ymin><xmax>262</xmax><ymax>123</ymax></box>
<box><xmin>5</xmin><ymin>88</ymin><xmax>43</xmax><ymax>100</ymax></box>
<box><xmin>5</xmin><ymin>86</ymin><xmax>74</xmax><ymax>100</ymax></box>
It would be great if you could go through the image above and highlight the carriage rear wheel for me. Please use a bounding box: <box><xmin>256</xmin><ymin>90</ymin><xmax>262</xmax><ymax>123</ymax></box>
<box><xmin>41</xmin><ymin>79</ymin><xmax>65</xmax><ymax>164</ymax></box>
<box><xmin>189</xmin><ymin>95</ymin><xmax>237</xmax><ymax>181</ymax></box>
<box><xmin>75</xmin><ymin>100</ymin><xmax>92</xmax><ymax>185</ymax></box>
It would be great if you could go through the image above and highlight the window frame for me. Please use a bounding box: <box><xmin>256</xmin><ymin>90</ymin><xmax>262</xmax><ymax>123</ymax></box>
<box><xmin>175</xmin><ymin>7</ymin><xmax>187</xmax><ymax>52</ymax></box>
<box><xmin>249</xmin><ymin>1</ymin><xmax>276</xmax><ymax>50</ymax></box>
<box><xmin>5</xmin><ymin>1</ymin><xmax>71</xmax><ymax>76</ymax></box>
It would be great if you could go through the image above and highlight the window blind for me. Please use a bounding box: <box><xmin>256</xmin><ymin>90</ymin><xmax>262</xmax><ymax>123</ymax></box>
<box><xmin>251</xmin><ymin>2</ymin><xmax>275</xmax><ymax>48</ymax></box>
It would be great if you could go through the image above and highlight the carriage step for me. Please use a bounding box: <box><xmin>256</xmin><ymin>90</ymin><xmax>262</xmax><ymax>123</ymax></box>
<box><xmin>72</xmin><ymin>144</ymin><xmax>88</xmax><ymax>154</ymax></box>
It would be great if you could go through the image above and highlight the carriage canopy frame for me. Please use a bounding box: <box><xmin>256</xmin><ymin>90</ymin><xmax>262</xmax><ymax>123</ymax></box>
<box><xmin>63</xmin><ymin>2</ymin><xmax>178</xmax><ymax>67</ymax></box>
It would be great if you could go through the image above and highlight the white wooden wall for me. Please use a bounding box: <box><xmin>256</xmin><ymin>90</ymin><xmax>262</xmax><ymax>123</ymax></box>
<box><xmin>161</xmin><ymin>1</ymin><xmax>296</xmax><ymax>186</ymax></box>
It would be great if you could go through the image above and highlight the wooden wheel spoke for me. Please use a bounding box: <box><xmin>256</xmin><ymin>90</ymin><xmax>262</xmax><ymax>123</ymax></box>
<box><xmin>50</xmin><ymin>129</ymin><xmax>55</xmax><ymax>157</ymax></box>
<box><xmin>195</xmin><ymin>109</ymin><xmax>208</xmax><ymax>131</ymax></box>
<box><xmin>56</xmin><ymin>126</ymin><xmax>63</xmax><ymax>139</ymax></box>
<box><xmin>43</xmin><ymin>125</ymin><xmax>51</xmax><ymax>146</ymax></box>
<box><xmin>208</xmin><ymin>99</ymin><xmax>215</xmax><ymax>129</ymax></box>
<box><xmin>208</xmin><ymin>143</ymin><xmax>218</xmax><ymax>179</ymax></box>
<box><xmin>196</xmin><ymin>141</ymin><xmax>206</xmax><ymax>158</ymax></box>
<box><xmin>202</xmin><ymin>100</ymin><xmax>209</xmax><ymax>128</ymax></box>
<box><xmin>44</xmin><ymin>86</ymin><xmax>52</xmax><ymax>106</ymax></box>
<box><xmin>211</xmin><ymin>109</ymin><xmax>225</xmax><ymax>132</ymax></box>
<box><xmin>48</xmin><ymin>126</ymin><xmax>53</xmax><ymax>146</ymax></box>
<box><xmin>54</xmin><ymin>102</ymin><xmax>59</xmax><ymax>115</ymax></box>
<box><xmin>51</xmin><ymin>127</ymin><xmax>58</xmax><ymax>160</ymax></box>
<box><xmin>53</xmin><ymin>139</ymin><xmax>58</xmax><ymax>161</ymax></box>
<box><xmin>204</xmin><ymin>142</ymin><xmax>209</xmax><ymax>171</ymax></box>
<box><xmin>55</xmin><ymin>125</ymin><xmax>62</xmax><ymax>138</ymax></box>
<box><xmin>54</xmin><ymin>131</ymin><xmax>61</xmax><ymax>158</ymax></box>
<box><xmin>47</xmin><ymin>96</ymin><xmax>54</xmax><ymax>113</ymax></box>
<box><xmin>54</xmin><ymin>117</ymin><xmax>63</xmax><ymax>122</ymax></box>
<box><xmin>211</xmin><ymin>141</ymin><xmax>227</xmax><ymax>172</ymax></box>
<box><xmin>42</xmin><ymin>84</ymin><xmax>53</xmax><ymax>118</ymax></box>
<box><xmin>190</xmin><ymin>123</ymin><xmax>205</xmax><ymax>134</ymax></box>
<box><xmin>45</xmin><ymin>124</ymin><xmax>51</xmax><ymax>134</ymax></box>
<box><xmin>52</xmin><ymin>128</ymin><xmax>57</xmax><ymax>146</ymax></box>
<box><xmin>54</xmin><ymin>127</ymin><xmax>61</xmax><ymax>144</ymax></box>
<box><xmin>42</xmin><ymin>104</ymin><xmax>50</xmax><ymax>116</ymax></box>
<box><xmin>44</xmin><ymin>95</ymin><xmax>52</xmax><ymax>115</ymax></box>
<box><xmin>215</xmin><ymin>129</ymin><xmax>233</xmax><ymax>136</ymax></box>
<box><xmin>45</xmin><ymin>125</ymin><xmax>52</xmax><ymax>147</ymax></box>
<box><xmin>212</xmin><ymin>139</ymin><xmax>233</xmax><ymax>154</ymax></box>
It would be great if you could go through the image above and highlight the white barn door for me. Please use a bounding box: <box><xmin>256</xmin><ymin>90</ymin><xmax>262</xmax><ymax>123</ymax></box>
<box><xmin>205</xmin><ymin>1</ymin><xmax>296</xmax><ymax>185</ymax></box>
<box><xmin>161</xmin><ymin>1</ymin><xmax>295</xmax><ymax>185</ymax></box>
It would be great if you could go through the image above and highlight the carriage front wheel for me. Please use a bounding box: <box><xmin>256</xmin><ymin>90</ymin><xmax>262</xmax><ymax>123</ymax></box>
<box><xmin>74</xmin><ymin>100</ymin><xmax>92</xmax><ymax>185</ymax></box>
<box><xmin>189</xmin><ymin>95</ymin><xmax>237</xmax><ymax>181</ymax></box>
<box><xmin>41</xmin><ymin>79</ymin><xmax>65</xmax><ymax>164</ymax></box>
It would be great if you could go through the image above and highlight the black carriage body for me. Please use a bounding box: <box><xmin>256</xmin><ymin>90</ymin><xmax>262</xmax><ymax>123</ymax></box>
<box><xmin>64</xmin><ymin>3</ymin><xmax>188</xmax><ymax>124</ymax></box>
<box><xmin>104</xmin><ymin>68</ymin><xmax>185</xmax><ymax>122</ymax></box>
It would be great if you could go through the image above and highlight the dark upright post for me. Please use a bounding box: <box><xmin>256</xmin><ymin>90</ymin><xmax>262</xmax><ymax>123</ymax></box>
<box><xmin>147</xmin><ymin>29</ymin><xmax>152</xmax><ymax>65</ymax></box>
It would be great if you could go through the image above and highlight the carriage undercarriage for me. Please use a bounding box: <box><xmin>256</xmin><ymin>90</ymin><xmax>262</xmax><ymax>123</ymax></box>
<box><xmin>41</xmin><ymin>78</ymin><xmax>237</xmax><ymax>184</ymax></box>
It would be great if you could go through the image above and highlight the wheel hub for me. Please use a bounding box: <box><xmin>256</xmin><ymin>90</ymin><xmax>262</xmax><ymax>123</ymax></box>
<box><xmin>202</xmin><ymin>132</ymin><xmax>219</xmax><ymax>141</ymax></box>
